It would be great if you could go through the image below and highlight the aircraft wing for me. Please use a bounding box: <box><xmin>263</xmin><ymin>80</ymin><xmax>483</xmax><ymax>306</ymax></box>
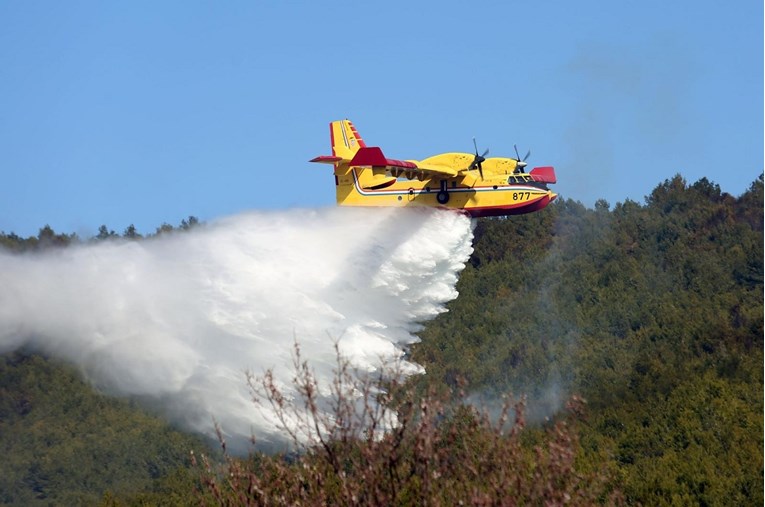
<box><xmin>349</xmin><ymin>147</ymin><xmax>459</xmax><ymax>178</ymax></box>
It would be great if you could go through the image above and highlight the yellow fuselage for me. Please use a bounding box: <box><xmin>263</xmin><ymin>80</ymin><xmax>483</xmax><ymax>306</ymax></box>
<box><xmin>311</xmin><ymin>120</ymin><xmax>557</xmax><ymax>217</ymax></box>
<box><xmin>335</xmin><ymin>154</ymin><xmax>556</xmax><ymax>217</ymax></box>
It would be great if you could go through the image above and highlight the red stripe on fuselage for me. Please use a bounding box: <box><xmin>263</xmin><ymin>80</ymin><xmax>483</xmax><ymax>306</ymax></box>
<box><xmin>466</xmin><ymin>195</ymin><xmax>552</xmax><ymax>217</ymax></box>
<box><xmin>330</xmin><ymin>122</ymin><xmax>336</xmax><ymax>156</ymax></box>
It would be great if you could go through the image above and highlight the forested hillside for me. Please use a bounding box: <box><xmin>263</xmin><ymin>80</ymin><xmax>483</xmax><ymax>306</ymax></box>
<box><xmin>0</xmin><ymin>175</ymin><xmax>761</xmax><ymax>505</ymax></box>
<box><xmin>0</xmin><ymin>216</ymin><xmax>208</xmax><ymax>505</ymax></box>
<box><xmin>412</xmin><ymin>174</ymin><xmax>763</xmax><ymax>504</ymax></box>
<box><xmin>0</xmin><ymin>353</ymin><xmax>207</xmax><ymax>505</ymax></box>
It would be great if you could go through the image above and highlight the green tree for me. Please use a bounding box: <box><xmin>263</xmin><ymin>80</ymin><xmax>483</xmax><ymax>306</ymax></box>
<box><xmin>96</xmin><ymin>225</ymin><xmax>118</xmax><ymax>240</ymax></box>
<box><xmin>123</xmin><ymin>224</ymin><xmax>142</xmax><ymax>239</ymax></box>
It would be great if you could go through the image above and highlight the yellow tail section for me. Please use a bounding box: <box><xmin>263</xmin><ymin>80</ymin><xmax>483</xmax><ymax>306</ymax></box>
<box><xmin>311</xmin><ymin>119</ymin><xmax>395</xmax><ymax>203</ymax></box>
<box><xmin>330</xmin><ymin>119</ymin><xmax>366</xmax><ymax>160</ymax></box>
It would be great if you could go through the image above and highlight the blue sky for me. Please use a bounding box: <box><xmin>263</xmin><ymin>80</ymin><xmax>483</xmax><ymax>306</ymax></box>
<box><xmin>1</xmin><ymin>1</ymin><xmax>762</xmax><ymax>237</ymax></box>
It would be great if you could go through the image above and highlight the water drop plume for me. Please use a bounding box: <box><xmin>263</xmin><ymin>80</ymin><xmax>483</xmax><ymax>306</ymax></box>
<box><xmin>0</xmin><ymin>207</ymin><xmax>474</xmax><ymax>451</ymax></box>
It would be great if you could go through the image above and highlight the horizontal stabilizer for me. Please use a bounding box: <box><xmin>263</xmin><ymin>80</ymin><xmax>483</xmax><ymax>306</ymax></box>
<box><xmin>530</xmin><ymin>166</ymin><xmax>556</xmax><ymax>184</ymax></box>
<box><xmin>350</xmin><ymin>147</ymin><xmax>418</xmax><ymax>169</ymax></box>
<box><xmin>310</xmin><ymin>155</ymin><xmax>345</xmax><ymax>164</ymax></box>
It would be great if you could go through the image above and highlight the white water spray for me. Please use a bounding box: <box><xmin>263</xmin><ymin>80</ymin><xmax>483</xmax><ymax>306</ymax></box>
<box><xmin>0</xmin><ymin>207</ymin><xmax>473</xmax><ymax>451</ymax></box>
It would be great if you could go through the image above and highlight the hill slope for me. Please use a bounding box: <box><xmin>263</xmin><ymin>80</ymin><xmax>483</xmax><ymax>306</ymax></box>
<box><xmin>0</xmin><ymin>175</ymin><xmax>762</xmax><ymax>505</ymax></box>
<box><xmin>411</xmin><ymin>175</ymin><xmax>763</xmax><ymax>504</ymax></box>
<box><xmin>0</xmin><ymin>352</ymin><xmax>208</xmax><ymax>505</ymax></box>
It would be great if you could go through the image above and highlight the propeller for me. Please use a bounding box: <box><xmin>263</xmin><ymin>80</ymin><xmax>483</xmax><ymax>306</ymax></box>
<box><xmin>513</xmin><ymin>144</ymin><xmax>531</xmax><ymax>173</ymax></box>
<box><xmin>469</xmin><ymin>138</ymin><xmax>490</xmax><ymax>179</ymax></box>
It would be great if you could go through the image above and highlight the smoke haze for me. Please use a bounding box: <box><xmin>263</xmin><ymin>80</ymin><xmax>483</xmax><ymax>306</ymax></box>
<box><xmin>0</xmin><ymin>207</ymin><xmax>474</xmax><ymax>451</ymax></box>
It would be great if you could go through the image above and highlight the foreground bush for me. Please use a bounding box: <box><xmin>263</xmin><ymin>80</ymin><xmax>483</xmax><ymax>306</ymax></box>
<box><xmin>196</xmin><ymin>345</ymin><xmax>622</xmax><ymax>506</ymax></box>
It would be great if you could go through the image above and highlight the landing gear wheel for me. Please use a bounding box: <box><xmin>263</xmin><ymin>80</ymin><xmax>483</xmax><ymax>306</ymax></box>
<box><xmin>436</xmin><ymin>190</ymin><xmax>450</xmax><ymax>205</ymax></box>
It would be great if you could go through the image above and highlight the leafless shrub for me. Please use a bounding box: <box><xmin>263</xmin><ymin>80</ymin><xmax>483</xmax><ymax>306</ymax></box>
<box><xmin>196</xmin><ymin>343</ymin><xmax>622</xmax><ymax>506</ymax></box>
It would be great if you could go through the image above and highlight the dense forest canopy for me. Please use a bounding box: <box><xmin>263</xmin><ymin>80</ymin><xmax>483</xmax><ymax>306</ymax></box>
<box><xmin>0</xmin><ymin>175</ymin><xmax>762</xmax><ymax>505</ymax></box>
<box><xmin>0</xmin><ymin>353</ymin><xmax>208</xmax><ymax>506</ymax></box>
<box><xmin>411</xmin><ymin>174</ymin><xmax>763</xmax><ymax>503</ymax></box>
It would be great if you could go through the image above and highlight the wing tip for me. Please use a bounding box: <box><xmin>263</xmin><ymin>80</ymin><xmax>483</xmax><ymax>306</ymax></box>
<box><xmin>310</xmin><ymin>155</ymin><xmax>343</xmax><ymax>164</ymax></box>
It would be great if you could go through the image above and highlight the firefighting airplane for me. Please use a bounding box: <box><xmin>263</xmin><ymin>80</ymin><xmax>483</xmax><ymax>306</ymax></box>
<box><xmin>310</xmin><ymin>119</ymin><xmax>557</xmax><ymax>217</ymax></box>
